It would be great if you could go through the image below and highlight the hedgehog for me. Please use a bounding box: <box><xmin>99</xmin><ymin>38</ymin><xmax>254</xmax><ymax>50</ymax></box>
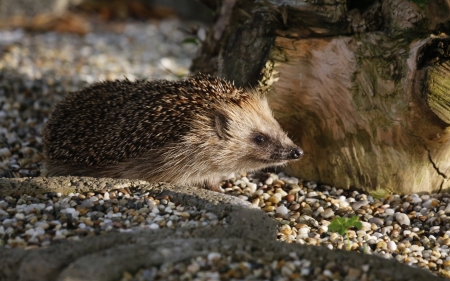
<box><xmin>42</xmin><ymin>75</ymin><xmax>303</xmax><ymax>190</ymax></box>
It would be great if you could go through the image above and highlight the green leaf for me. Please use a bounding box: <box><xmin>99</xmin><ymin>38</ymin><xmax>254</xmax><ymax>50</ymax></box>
<box><xmin>328</xmin><ymin>217</ymin><xmax>347</xmax><ymax>235</ymax></box>
<box><xmin>369</xmin><ymin>188</ymin><xmax>390</xmax><ymax>200</ymax></box>
<box><xmin>329</xmin><ymin>216</ymin><xmax>362</xmax><ymax>236</ymax></box>
<box><xmin>353</xmin><ymin>221</ymin><xmax>363</xmax><ymax>230</ymax></box>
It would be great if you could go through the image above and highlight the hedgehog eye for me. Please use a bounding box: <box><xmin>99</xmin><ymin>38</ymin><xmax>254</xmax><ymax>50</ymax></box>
<box><xmin>254</xmin><ymin>135</ymin><xmax>265</xmax><ymax>144</ymax></box>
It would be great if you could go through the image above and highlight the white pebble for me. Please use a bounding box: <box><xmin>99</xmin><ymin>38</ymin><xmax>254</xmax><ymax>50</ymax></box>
<box><xmin>339</xmin><ymin>201</ymin><xmax>349</xmax><ymax>208</ymax></box>
<box><xmin>444</xmin><ymin>204</ymin><xmax>450</xmax><ymax>214</ymax></box>
<box><xmin>149</xmin><ymin>223</ymin><xmax>159</xmax><ymax>230</ymax></box>
<box><xmin>298</xmin><ymin>227</ymin><xmax>310</xmax><ymax>234</ymax></box>
<box><xmin>410</xmin><ymin>245</ymin><xmax>424</xmax><ymax>252</ymax></box>
<box><xmin>380</xmin><ymin>226</ymin><xmax>393</xmax><ymax>235</ymax></box>
<box><xmin>265</xmin><ymin>177</ymin><xmax>274</xmax><ymax>185</ymax></box>
<box><xmin>307</xmin><ymin>192</ymin><xmax>318</xmax><ymax>197</ymax></box>
<box><xmin>430</xmin><ymin>226</ymin><xmax>440</xmax><ymax>233</ymax></box>
<box><xmin>276</xmin><ymin>205</ymin><xmax>289</xmax><ymax>216</ymax></box>
<box><xmin>238</xmin><ymin>195</ymin><xmax>248</xmax><ymax>201</ymax></box>
<box><xmin>360</xmin><ymin>222</ymin><xmax>371</xmax><ymax>231</ymax></box>
<box><xmin>15</xmin><ymin>213</ymin><xmax>24</xmax><ymax>220</ymax></box>
<box><xmin>64</xmin><ymin>208</ymin><xmax>76</xmax><ymax>214</ymax></box>
<box><xmin>234</xmin><ymin>180</ymin><xmax>246</xmax><ymax>188</ymax></box>
<box><xmin>385</xmin><ymin>208</ymin><xmax>395</xmax><ymax>216</ymax></box>
<box><xmin>323</xmin><ymin>269</ymin><xmax>333</xmax><ymax>277</ymax></box>
<box><xmin>300</xmin><ymin>268</ymin><xmax>310</xmax><ymax>276</ymax></box>
<box><xmin>395</xmin><ymin>213</ymin><xmax>410</xmax><ymax>225</ymax></box>
<box><xmin>247</xmin><ymin>182</ymin><xmax>257</xmax><ymax>193</ymax></box>
<box><xmin>207</xmin><ymin>252</ymin><xmax>221</xmax><ymax>263</ymax></box>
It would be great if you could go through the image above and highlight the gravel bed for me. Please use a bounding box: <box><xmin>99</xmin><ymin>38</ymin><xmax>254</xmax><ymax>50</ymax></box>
<box><xmin>224</xmin><ymin>172</ymin><xmax>450</xmax><ymax>278</ymax></box>
<box><xmin>0</xmin><ymin>187</ymin><xmax>225</xmax><ymax>249</ymax></box>
<box><xmin>125</xmin><ymin>252</ymin><xmax>370</xmax><ymax>281</ymax></box>
<box><xmin>1</xmin><ymin>17</ymin><xmax>450</xmax><ymax>280</ymax></box>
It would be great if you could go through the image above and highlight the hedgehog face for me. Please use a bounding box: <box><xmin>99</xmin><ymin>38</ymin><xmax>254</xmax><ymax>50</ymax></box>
<box><xmin>250</xmin><ymin>131</ymin><xmax>303</xmax><ymax>165</ymax></box>
<box><xmin>212</xmin><ymin>95</ymin><xmax>303</xmax><ymax>172</ymax></box>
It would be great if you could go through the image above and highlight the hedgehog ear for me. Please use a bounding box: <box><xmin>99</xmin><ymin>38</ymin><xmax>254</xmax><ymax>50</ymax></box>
<box><xmin>215</xmin><ymin>112</ymin><xmax>229</xmax><ymax>139</ymax></box>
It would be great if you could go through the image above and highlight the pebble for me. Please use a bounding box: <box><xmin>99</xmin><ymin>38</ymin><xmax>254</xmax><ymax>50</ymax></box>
<box><xmin>351</xmin><ymin>200</ymin><xmax>369</xmax><ymax>210</ymax></box>
<box><xmin>385</xmin><ymin>208</ymin><xmax>395</xmax><ymax>215</ymax></box>
<box><xmin>387</xmin><ymin>241</ymin><xmax>397</xmax><ymax>252</ymax></box>
<box><xmin>395</xmin><ymin>213</ymin><xmax>411</xmax><ymax>226</ymax></box>
<box><xmin>276</xmin><ymin>205</ymin><xmax>289</xmax><ymax>216</ymax></box>
<box><xmin>320</xmin><ymin>208</ymin><xmax>334</xmax><ymax>218</ymax></box>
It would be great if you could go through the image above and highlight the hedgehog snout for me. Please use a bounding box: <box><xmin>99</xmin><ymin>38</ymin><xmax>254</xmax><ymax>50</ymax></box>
<box><xmin>288</xmin><ymin>147</ymin><xmax>303</xmax><ymax>160</ymax></box>
<box><xmin>270</xmin><ymin>146</ymin><xmax>303</xmax><ymax>161</ymax></box>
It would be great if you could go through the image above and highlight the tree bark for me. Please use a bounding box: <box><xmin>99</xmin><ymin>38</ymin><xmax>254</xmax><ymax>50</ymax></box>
<box><xmin>192</xmin><ymin>0</ymin><xmax>450</xmax><ymax>194</ymax></box>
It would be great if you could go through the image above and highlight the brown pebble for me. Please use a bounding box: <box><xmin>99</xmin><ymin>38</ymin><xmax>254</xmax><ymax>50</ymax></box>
<box><xmin>76</xmin><ymin>207</ymin><xmax>89</xmax><ymax>216</ymax></box>
<box><xmin>269</xmin><ymin>195</ymin><xmax>281</xmax><ymax>204</ymax></box>
<box><xmin>263</xmin><ymin>206</ymin><xmax>275</xmax><ymax>212</ymax></box>
<box><xmin>84</xmin><ymin>219</ymin><xmax>94</xmax><ymax>227</ymax></box>
<box><xmin>280</xmin><ymin>227</ymin><xmax>292</xmax><ymax>235</ymax></box>
<box><xmin>376</xmin><ymin>241</ymin><xmax>387</xmax><ymax>250</ymax></box>
<box><xmin>118</xmin><ymin>188</ymin><xmax>129</xmax><ymax>194</ymax></box>
<box><xmin>286</xmin><ymin>194</ymin><xmax>295</xmax><ymax>203</ymax></box>
<box><xmin>133</xmin><ymin>215</ymin><xmax>145</xmax><ymax>223</ymax></box>
<box><xmin>295</xmin><ymin>223</ymin><xmax>307</xmax><ymax>229</ymax></box>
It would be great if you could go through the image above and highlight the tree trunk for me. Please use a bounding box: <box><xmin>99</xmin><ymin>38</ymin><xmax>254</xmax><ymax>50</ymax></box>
<box><xmin>192</xmin><ymin>0</ymin><xmax>450</xmax><ymax>194</ymax></box>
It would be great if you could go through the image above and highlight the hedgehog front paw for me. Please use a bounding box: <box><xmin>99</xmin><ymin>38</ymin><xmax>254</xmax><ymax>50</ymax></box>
<box><xmin>204</xmin><ymin>180</ymin><xmax>224</xmax><ymax>192</ymax></box>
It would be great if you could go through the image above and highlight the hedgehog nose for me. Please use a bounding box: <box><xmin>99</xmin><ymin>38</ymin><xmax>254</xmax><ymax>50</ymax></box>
<box><xmin>289</xmin><ymin>147</ymin><xmax>303</xmax><ymax>159</ymax></box>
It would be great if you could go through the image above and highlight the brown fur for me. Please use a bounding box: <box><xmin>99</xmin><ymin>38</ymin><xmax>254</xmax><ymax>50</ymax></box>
<box><xmin>43</xmin><ymin>75</ymin><xmax>302</xmax><ymax>189</ymax></box>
